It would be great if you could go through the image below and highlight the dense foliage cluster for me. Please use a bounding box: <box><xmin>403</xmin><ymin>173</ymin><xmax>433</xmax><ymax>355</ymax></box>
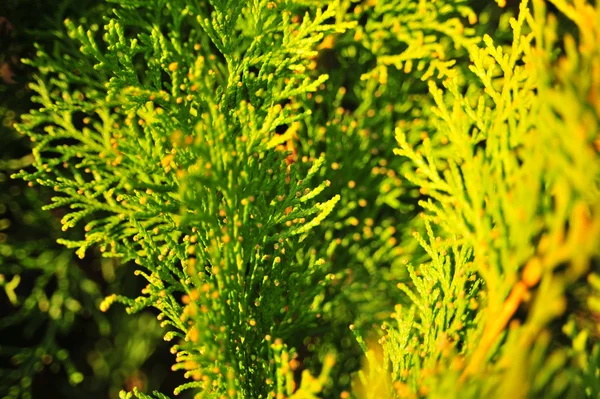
<box><xmin>2</xmin><ymin>0</ymin><xmax>599</xmax><ymax>398</ymax></box>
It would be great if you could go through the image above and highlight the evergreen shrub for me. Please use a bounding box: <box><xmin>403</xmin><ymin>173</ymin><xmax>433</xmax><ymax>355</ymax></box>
<box><xmin>5</xmin><ymin>0</ymin><xmax>600</xmax><ymax>398</ymax></box>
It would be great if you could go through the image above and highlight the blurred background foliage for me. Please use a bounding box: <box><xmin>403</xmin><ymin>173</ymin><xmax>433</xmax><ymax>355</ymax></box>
<box><xmin>0</xmin><ymin>1</ymin><xmax>177</xmax><ymax>398</ymax></box>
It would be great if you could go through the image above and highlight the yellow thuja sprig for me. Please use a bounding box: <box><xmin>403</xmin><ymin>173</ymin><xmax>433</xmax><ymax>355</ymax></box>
<box><xmin>386</xmin><ymin>0</ymin><xmax>600</xmax><ymax>397</ymax></box>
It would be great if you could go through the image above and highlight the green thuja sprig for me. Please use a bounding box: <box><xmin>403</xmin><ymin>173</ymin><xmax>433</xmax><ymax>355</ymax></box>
<box><xmin>14</xmin><ymin>1</ymin><xmax>355</xmax><ymax>398</ymax></box>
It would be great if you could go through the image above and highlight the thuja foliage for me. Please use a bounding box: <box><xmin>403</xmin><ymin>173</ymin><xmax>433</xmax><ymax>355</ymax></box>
<box><xmin>364</xmin><ymin>0</ymin><xmax>600</xmax><ymax>398</ymax></box>
<box><xmin>0</xmin><ymin>3</ymin><xmax>98</xmax><ymax>397</ymax></box>
<box><xmin>14</xmin><ymin>1</ymin><xmax>355</xmax><ymax>397</ymax></box>
<box><xmin>9</xmin><ymin>0</ymin><xmax>600</xmax><ymax>398</ymax></box>
<box><xmin>1</xmin><ymin>2</ymin><xmax>171</xmax><ymax>398</ymax></box>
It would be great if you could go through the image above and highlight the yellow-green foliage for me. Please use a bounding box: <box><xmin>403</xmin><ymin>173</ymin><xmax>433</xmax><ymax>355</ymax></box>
<box><xmin>7</xmin><ymin>0</ymin><xmax>600</xmax><ymax>398</ymax></box>
<box><xmin>377</xmin><ymin>1</ymin><xmax>600</xmax><ymax>398</ymax></box>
